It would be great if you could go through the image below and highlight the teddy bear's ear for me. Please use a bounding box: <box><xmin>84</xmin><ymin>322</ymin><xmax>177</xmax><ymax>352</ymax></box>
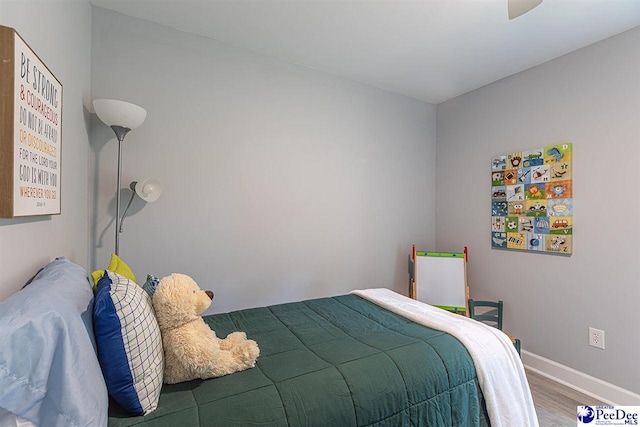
<box><xmin>153</xmin><ymin>274</ymin><xmax>184</xmax><ymax>326</ymax></box>
<box><xmin>153</xmin><ymin>274</ymin><xmax>174</xmax><ymax>302</ymax></box>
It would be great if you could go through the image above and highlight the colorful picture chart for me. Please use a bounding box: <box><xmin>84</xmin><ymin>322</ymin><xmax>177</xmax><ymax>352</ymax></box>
<box><xmin>491</xmin><ymin>143</ymin><xmax>572</xmax><ymax>255</ymax></box>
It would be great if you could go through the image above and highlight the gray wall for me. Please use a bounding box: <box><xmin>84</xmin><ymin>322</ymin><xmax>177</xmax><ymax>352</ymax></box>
<box><xmin>436</xmin><ymin>27</ymin><xmax>640</xmax><ymax>393</ymax></box>
<box><xmin>90</xmin><ymin>8</ymin><xmax>436</xmax><ymax>314</ymax></box>
<box><xmin>0</xmin><ymin>0</ymin><xmax>92</xmax><ymax>301</ymax></box>
<box><xmin>2</xmin><ymin>0</ymin><xmax>637</xmax><ymax>400</ymax></box>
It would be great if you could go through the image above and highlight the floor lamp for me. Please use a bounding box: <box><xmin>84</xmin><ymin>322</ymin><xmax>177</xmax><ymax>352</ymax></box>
<box><xmin>93</xmin><ymin>99</ymin><xmax>148</xmax><ymax>256</ymax></box>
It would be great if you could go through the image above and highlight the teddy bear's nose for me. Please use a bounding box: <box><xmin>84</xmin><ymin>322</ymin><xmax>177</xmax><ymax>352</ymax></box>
<box><xmin>205</xmin><ymin>290</ymin><xmax>214</xmax><ymax>300</ymax></box>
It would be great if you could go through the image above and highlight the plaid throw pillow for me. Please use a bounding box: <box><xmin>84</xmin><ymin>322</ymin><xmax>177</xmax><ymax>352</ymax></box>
<box><xmin>93</xmin><ymin>271</ymin><xmax>163</xmax><ymax>415</ymax></box>
<box><xmin>142</xmin><ymin>274</ymin><xmax>160</xmax><ymax>299</ymax></box>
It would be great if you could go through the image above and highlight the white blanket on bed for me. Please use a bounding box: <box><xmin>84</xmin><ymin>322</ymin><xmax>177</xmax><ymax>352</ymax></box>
<box><xmin>351</xmin><ymin>288</ymin><xmax>538</xmax><ymax>427</ymax></box>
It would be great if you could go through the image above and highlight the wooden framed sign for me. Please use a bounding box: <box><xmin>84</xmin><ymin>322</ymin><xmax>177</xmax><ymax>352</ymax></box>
<box><xmin>1</xmin><ymin>25</ymin><xmax>62</xmax><ymax>217</ymax></box>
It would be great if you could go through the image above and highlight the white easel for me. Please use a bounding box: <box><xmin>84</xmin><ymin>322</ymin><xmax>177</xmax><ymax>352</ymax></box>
<box><xmin>408</xmin><ymin>245</ymin><xmax>469</xmax><ymax>316</ymax></box>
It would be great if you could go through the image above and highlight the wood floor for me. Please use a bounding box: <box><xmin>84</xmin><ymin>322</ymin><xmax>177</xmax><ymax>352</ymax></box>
<box><xmin>526</xmin><ymin>369</ymin><xmax>606</xmax><ymax>426</ymax></box>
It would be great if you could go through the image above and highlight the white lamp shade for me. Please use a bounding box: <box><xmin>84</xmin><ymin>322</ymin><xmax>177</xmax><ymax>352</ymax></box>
<box><xmin>508</xmin><ymin>0</ymin><xmax>543</xmax><ymax>19</ymax></box>
<box><xmin>93</xmin><ymin>99</ymin><xmax>147</xmax><ymax>129</ymax></box>
<box><xmin>134</xmin><ymin>178</ymin><xmax>162</xmax><ymax>202</ymax></box>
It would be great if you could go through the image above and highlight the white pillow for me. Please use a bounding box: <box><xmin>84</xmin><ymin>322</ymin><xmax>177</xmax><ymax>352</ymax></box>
<box><xmin>93</xmin><ymin>271</ymin><xmax>164</xmax><ymax>415</ymax></box>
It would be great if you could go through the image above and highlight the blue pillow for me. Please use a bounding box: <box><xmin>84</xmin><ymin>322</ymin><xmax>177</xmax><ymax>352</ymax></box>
<box><xmin>93</xmin><ymin>271</ymin><xmax>163</xmax><ymax>415</ymax></box>
<box><xmin>0</xmin><ymin>258</ymin><xmax>108</xmax><ymax>426</ymax></box>
<box><xmin>142</xmin><ymin>274</ymin><xmax>160</xmax><ymax>299</ymax></box>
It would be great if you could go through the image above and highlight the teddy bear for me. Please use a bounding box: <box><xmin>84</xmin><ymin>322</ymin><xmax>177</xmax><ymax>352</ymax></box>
<box><xmin>152</xmin><ymin>273</ymin><xmax>259</xmax><ymax>384</ymax></box>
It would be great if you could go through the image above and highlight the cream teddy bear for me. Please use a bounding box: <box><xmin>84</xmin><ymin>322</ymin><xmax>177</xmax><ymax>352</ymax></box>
<box><xmin>152</xmin><ymin>273</ymin><xmax>259</xmax><ymax>384</ymax></box>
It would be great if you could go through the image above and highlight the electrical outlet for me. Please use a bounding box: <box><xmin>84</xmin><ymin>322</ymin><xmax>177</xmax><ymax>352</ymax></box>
<box><xmin>589</xmin><ymin>327</ymin><xmax>605</xmax><ymax>349</ymax></box>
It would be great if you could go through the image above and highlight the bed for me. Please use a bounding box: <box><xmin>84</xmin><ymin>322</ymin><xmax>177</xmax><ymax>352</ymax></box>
<box><xmin>0</xmin><ymin>258</ymin><xmax>538</xmax><ymax>427</ymax></box>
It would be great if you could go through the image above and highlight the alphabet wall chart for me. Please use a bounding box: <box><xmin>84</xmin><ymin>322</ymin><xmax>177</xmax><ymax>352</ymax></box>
<box><xmin>491</xmin><ymin>143</ymin><xmax>572</xmax><ymax>255</ymax></box>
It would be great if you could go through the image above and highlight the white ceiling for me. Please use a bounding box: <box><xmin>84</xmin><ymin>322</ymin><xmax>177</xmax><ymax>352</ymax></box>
<box><xmin>91</xmin><ymin>0</ymin><xmax>640</xmax><ymax>104</ymax></box>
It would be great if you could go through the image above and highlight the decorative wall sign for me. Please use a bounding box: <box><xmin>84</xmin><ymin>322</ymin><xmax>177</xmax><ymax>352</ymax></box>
<box><xmin>491</xmin><ymin>143</ymin><xmax>573</xmax><ymax>255</ymax></box>
<box><xmin>0</xmin><ymin>25</ymin><xmax>62</xmax><ymax>217</ymax></box>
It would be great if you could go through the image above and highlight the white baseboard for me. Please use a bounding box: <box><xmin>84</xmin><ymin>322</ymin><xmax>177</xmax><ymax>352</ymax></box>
<box><xmin>522</xmin><ymin>350</ymin><xmax>640</xmax><ymax>406</ymax></box>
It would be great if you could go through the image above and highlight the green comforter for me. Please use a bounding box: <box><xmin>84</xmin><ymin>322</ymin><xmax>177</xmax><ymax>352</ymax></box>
<box><xmin>108</xmin><ymin>294</ymin><xmax>489</xmax><ymax>426</ymax></box>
